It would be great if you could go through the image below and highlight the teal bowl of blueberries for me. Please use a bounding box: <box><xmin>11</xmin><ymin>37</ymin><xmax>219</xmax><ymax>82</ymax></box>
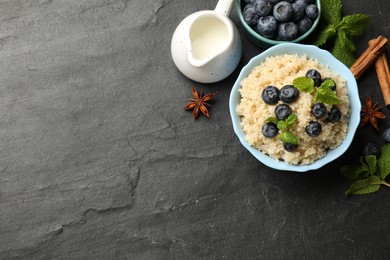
<box><xmin>236</xmin><ymin>0</ymin><xmax>321</xmax><ymax>47</ymax></box>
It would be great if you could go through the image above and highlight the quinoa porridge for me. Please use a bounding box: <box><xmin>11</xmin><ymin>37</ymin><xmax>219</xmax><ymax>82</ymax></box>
<box><xmin>236</xmin><ymin>54</ymin><xmax>350</xmax><ymax>165</ymax></box>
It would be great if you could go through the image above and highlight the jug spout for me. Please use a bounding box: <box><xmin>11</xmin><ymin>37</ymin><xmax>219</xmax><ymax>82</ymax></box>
<box><xmin>215</xmin><ymin>0</ymin><xmax>234</xmax><ymax>15</ymax></box>
<box><xmin>187</xmin><ymin>52</ymin><xmax>211</xmax><ymax>68</ymax></box>
<box><xmin>188</xmin><ymin>52</ymin><xmax>210</xmax><ymax>68</ymax></box>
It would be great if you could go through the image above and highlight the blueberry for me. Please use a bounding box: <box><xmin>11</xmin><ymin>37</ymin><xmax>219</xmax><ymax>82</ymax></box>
<box><xmin>295</xmin><ymin>0</ymin><xmax>309</xmax><ymax>5</ymax></box>
<box><xmin>363</xmin><ymin>141</ymin><xmax>381</xmax><ymax>157</ymax></box>
<box><xmin>275</xmin><ymin>103</ymin><xmax>292</xmax><ymax>120</ymax></box>
<box><xmin>311</xmin><ymin>102</ymin><xmax>327</xmax><ymax>119</ymax></box>
<box><xmin>292</xmin><ymin>2</ymin><xmax>307</xmax><ymax>22</ymax></box>
<box><xmin>283</xmin><ymin>142</ymin><xmax>298</xmax><ymax>152</ymax></box>
<box><xmin>269</xmin><ymin>0</ymin><xmax>282</xmax><ymax>4</ymax></box>
<box><xmin>262</xmin><ymin>85</ymin><xmax>280</xmax><ymax>105</ymax></box>
<box><xmin>305</xmin><ymin>121</ymin><xmax>322</xmax><ymax>137</ymax></box>
<box><xmin>257</xmin><ymin>16</ymin><xmax>278</xmax><ymax>37</ymax></box>
<box><xmin>279</xmin><ymin>85</ymin><xmax>299</xmax><ymax>103</ymax></box>
<box><xmin>305</xmin><ymin>69</ymin><xmax>321</xmax><ymax>86</ymax></box>
<box><xmin>244</xmin><ymin>0</ymin><xmax>256</xmax><ymax>3</ymax></box>
<box><xmin>297</xmin><ymin>16</ymin><xmax>312</xmax><ymax>35</ymax></box>
<box><xmin>277</xmin><ymin>22</ymin><xmax>298</xmax><ymax>41</ymax></box>
<box><xmin>307</xmin><ymin>0</ymin><xmax>315</xmax><ymax>4</ymax></box>
<box><xmin>243</xmin><ymin>4</ymin><xmax>259</xmax><ymax>26</ymax></box>
<box><xmin>328</xmin><ymin>106</ymin><xmax>341</xmax><ymax>123</ymax></box>
<box><xmin>262</xmin><ymin>122</ymin><xmax>279</xmax><ymax>138</ymax></box>
<box><xmin>383</xmin><ymin>128</ymin><xmax>390</xmax><ymax>143</ymax></box>
<box><xmin>306</xmin><ymin>4</ymin><xmax>319</xmax><ymax>20</ymax></box>
<box><xmin>322</xmin><ymin>78</ymin><xmax>336</xmax><ymax>91</ymax></box>
<box><xmin>255</xmin><ymin>0</ymin><xmax>273</xmax><ymax>16</ymax></box>
<box><xmin>273</xmin><ymin>1</ymin><xmax>293</xmax><ymax>23</ymax></box>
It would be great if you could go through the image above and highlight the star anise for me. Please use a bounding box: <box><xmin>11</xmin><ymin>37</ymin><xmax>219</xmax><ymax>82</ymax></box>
<box><xmin>360</xmin><ymin>96</ymin><xmax>385</xmax><ymax>130</ymax></box>
<box><xmin>184</xmin><ymin>87</ymin><xmax>215</xmax><ymax>119</ymax></box>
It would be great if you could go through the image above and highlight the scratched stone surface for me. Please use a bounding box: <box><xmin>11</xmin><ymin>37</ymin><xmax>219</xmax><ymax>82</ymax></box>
<box><xmin>0</xmin><ymin>0</ymin><xmax>389</xmax><ymax>259</ymax></box>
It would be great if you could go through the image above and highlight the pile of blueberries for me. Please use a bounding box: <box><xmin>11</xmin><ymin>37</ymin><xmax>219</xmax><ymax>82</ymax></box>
<box><xmin>242</xmin><ymin>0</ymin><xmax>319</xmax><ymax>41</ymax></box>
<box><xmin>261</xmin><ymin>69</ymin><xmax>341</xmax><ymax>152</ymax></box>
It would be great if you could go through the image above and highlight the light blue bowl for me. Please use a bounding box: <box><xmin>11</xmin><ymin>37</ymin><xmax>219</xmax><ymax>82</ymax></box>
<box><xmin>229</xmin><ymin>43</ymin><xmax>361</xmax><ymax>172</ymax></box>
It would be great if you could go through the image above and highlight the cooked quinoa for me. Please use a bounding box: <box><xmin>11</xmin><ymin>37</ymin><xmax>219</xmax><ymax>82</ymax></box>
<box><xmin>236</xmin><ymin>54</ymin><xmax>350</xmax><ymax>165</ymax></box>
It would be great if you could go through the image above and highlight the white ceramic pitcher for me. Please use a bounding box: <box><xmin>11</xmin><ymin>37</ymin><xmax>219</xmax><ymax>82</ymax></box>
<box><xmin>171</xmin><ymin>0</ymin><xmax>242</xmax><ymax>83</ymax></box>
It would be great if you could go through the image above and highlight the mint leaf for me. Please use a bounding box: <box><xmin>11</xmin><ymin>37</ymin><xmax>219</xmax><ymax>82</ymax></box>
<box><xmin>265</xmin><ymin>116</ymin><xmax>279</xmax><ymax>124</ymax></box>
<box><xmin>285</xmin><ymin>114</ymin><xmax>297</xmax><ymax>127</ymax></box>
<box><xmin>321</xmin><ymin>0</ymin><xmax>342</xmax><ymax>25</ymax></box>
<box><xmin>278</xmin><ymin>131</ymin><xmax>300</xmax><ymax>145</ymax></box>
<box><xmin>293</xmin><ymin>77</ymin><xmax>314</xmax><ymax>93</ymax></box>
<box><xmin>332</xmin><ymin>35</ymin><xmax>357</xmax><ymax>67</ymax></box>
<box><xmin>315</xmin><ymin>24</ymin><xmax>337</xmax><ymax>46</ymax></box>
<box><xmin>365</xmin><ymin>155</ymin><xmax>378</xmax><ymax>176</ymax></box>
<box><xmin>338</xmin><ymin>14</ymin><xmax>371</xmax><ymax>36</ymax></box>
<box><xmin>345</xmin><ymin>176</ymin><xmax>381</xmax><ymax>196</ymax></box>
<box><xmin>337</xmin><ymin>30</ymin><xmax>356</xmax><ymax>53</ymax></box>
<box><xmin>314</xmin><ymin>85</ymin><xmax>340</xmax><ymax>105</ymax></box>
<box><xmin>340</xmin><ymin>165</ymin><xmax>363</xmax><ymax>180</ymax></box>
<box><xmin>340</xmin><ymin>155</ymin><xmax>376</xmax><ymax>180</ymax></box>
<box><xmin>378</xmin><ymin>144</ymin><xmax>390</xmax><ymax>179</ymax></box>
<box><xmin>277</xmin><ymin>121</ymin><xmax>288</xmax><ymax>130</ymax></box>
<box><xmin>320</xmin><ymin>78</ymin><xmax>336</xmax><ymax>89</ymax></box>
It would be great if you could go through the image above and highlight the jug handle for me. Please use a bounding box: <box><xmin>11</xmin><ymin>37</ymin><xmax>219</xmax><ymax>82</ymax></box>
<box><xmin>214</xmin><ymin>0</ymin><xmax>234</xmax><ymax>16</ymax></box>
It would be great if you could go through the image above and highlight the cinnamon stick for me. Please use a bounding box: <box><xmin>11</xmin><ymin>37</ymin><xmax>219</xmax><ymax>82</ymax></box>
<box><xmin>368</xmin><ymin>40</ymin><xmax>390</xmax><ymax>108</ymax></box>
<box><xmin>350</xmin><ymin>35</ymin><xmax>388</xmax><ymax>80</ymax></box>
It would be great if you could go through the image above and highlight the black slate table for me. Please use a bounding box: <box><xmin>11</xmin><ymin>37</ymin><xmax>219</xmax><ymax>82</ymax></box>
<box><xmin>1</xmin><ymin>0</ymin><xmax>389</xmax><ymax>259</ymax></box>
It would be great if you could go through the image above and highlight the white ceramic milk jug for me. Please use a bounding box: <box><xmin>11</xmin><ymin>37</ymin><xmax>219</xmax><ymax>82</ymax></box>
<box><xmin>171</xmin><ymin>0</ymin><xmax>242</xmax><ymax>83</ymax></box>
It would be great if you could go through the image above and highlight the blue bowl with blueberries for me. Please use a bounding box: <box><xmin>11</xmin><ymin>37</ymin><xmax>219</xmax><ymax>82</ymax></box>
<box><xmin>229</xmin><ymin>43</ymin><xmax>361</xmax><ymax>172</ymax></box>
<box><xmin>236</xmin><ymin>0</ymin><xmax>321</xmax><ymax>47</ymax></box>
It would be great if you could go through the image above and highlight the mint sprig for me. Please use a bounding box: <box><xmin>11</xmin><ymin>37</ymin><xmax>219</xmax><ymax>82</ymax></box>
<box><xmin>293</xmin><ymin>77</ymin><xmax>340</xmax><ymax>105</ymax></box>
<box><xmin>314</xmin><ymin>0</ymin><xmax>370</xmax><ymax>67</ymax></box>
<box><xmin>314</xmin><ymin>85</ymin><xmax>339</xmax><ymax>105</ymax></box>
<box><xmin>265</xmin><ymin>114</ymin><xmax>299</xmax><ymax>145</ymax></box>
<box><xmin>266</xmin><ymin>114</ymin><xmax>298</xmax><ymax>131</ymax></box>
<box><xmin>340</xmin><ymin>144</ymin><xmax>390</xmax><ymax>196</ymax></box>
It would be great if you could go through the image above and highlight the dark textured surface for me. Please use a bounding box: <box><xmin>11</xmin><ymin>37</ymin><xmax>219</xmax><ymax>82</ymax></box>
<box><xmin>0</xmin><ymin>0</ymin><xmax>389</xmax><ymax>259</ymax></box>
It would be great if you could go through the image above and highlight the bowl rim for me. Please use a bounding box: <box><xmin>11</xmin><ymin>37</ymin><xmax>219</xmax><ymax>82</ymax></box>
<box><xmin>236</xmin><ymin>0</ymin><xmax>322</xmax><ymax>45</ymax></box>
<box><xmin>229</xmin><ymin>43</ymin><xmax>361</xmax><ymax>172</ymax></box>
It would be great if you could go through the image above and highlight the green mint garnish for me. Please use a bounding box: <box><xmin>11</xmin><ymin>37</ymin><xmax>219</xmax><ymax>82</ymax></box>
<box><xmin>341</xmin><ymin>155</ymin><xmax>378</xmax><ymax>180</ymax></box>
<box><xmin>293</xmin><ymin>75</ymin><xmax>339</xmax><ymax>105</ymax></box>
<box><xmin>378</xmin><ymin>144</ymin><xmax>390</xmax><ymax>179</ymax></box>
<box><xmin>265</xmin><ymin>116</ymin><xmax>279</xmax><ymax>124</ymax></box>
<box><xmin>278</xmin><ymin>131</ymin><xmax>300</xmax><ymax>145</ymax></box>
<box><xmin>344</xmin><ymin>176</ymin><xmax>381</xmax><ymax>196</ymax></box>
<box><xmin>277</xmin><ymin>121</ymin><xmax>288</xmax><ymax>131</ymax></box>
<box><xmin>314</xmin><ymin>85</ymin><xmax>340</xmax><ymax>105</ymax></box>
<box><xmin>267</xmin><ymin>114</ymin><xmax>298</xmax><ymax>131</ymax></box>
<box><xmin>320</xmin><ymin>78</ymin><xmax>335</xmax><ymax>89</ymax></box>
<box><xmin>340</xmin><ymin>144</ymin><xmax>390</xmax><ymax>196</ymax></box>
<box><xmin>293</xmin><ymin>77</ymin><xmax>314</xmax><ymax>93</ymax></box>
<box><xmin>314</xmin><ymin>0</ymin><xmax>370</xmax><ymax>67</ymax></box>
<box><xmin>285</xmin><ymin>114</ymin><xmax>297</xmax><ymax>127</ymax></box>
